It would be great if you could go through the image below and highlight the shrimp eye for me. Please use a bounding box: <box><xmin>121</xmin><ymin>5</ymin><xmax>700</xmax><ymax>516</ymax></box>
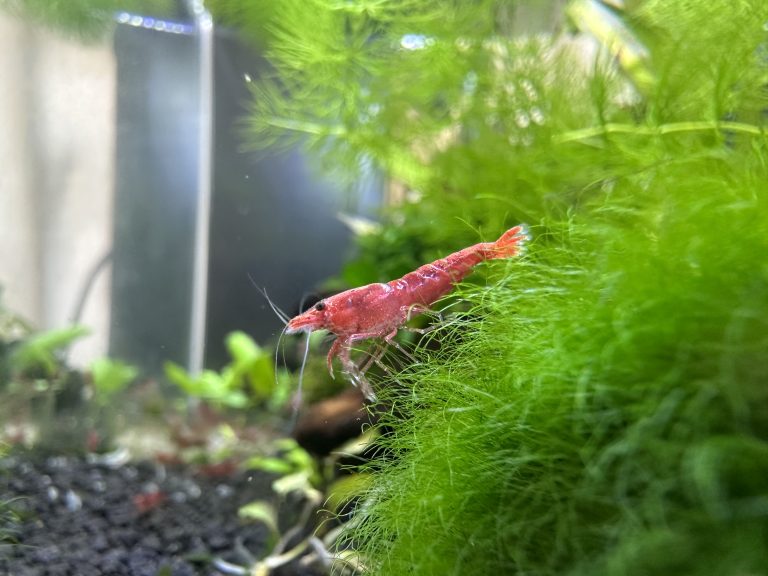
<box><xmin>315</xmin><ymin>301</ymin><xmax>326</xmax><ymax>311</ymax></box>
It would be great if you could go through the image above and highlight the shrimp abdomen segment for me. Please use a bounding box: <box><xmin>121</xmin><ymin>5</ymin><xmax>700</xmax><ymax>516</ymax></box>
<box><xmin>388</xmin><ymin>225</ymin><xmax>529</xmax><ymax>308</ymax></box>
<box><xmin>392</xmin><ymin>254</ymin><xmax>481</xmax><ymax>307</ymax></box>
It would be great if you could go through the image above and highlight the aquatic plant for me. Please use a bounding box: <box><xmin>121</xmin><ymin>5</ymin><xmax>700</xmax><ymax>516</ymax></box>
<box><xmin>6</xmin><ymin>325</ymin><xmax>90</xmax><ymax>379</ymax></box>
<box><xmin>351</xmin><ymin>167</ymin><xmax>768</xmax><ymax>574</ymax></box>
<box><xmin>0</xmin><ymin>295</ymin><xmax>140</xmax><ymax>451</ymax></box>
<box><xmin>89</xmin><ymin>357</ymin><xmax>138</xmax><ymax>402</ymax></box>
<box><xmin>217</xmin><ymin>435</ymin><xmax>373</xmax><ymax>575</ymax></box>
<box><xmin>208</xmin><ymin>0</ymin><xmax>768</xmax><ymax>573</ymax></box>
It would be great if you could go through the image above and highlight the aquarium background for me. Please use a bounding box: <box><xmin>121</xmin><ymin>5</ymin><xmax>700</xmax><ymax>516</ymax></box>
<box><xmin>0</xmin><ymin>3</ymin><xmax>381</xmax><ymax>378</ymax></box>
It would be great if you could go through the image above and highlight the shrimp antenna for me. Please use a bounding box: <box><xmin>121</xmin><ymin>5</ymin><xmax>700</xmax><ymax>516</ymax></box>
<box><xmin>298</xmin><ymin>292</ymin><xmax>314</xmax><ymax>314</ymax></box>
<box><xmin>273</xmin><ymin>324</ymin><xmax>288</xmax><ymax>402</ymax></box>
<box><xmin>290</xmin><ymin>332</ymin><xmax>312</xmax><ymax>429</ymax></box>
<box><xmin>246</xmin><ymin>273</ymin><xmax>295</xmax><ymax>424</ymax></box>
<box><xmin>247</xmin><ymin>273</ymin><xmax>291</xmax><ymax>325</ymax></box>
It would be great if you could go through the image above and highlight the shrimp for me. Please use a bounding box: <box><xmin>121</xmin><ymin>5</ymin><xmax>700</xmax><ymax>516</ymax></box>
<box><xmin>285</xmin><ymin>224</ymin><xmax>529</xmax><ymax>400</ymax></box>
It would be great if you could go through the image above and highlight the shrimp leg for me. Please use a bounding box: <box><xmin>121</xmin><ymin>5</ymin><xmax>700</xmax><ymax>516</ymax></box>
<box><xmin>358</xmin><ymin>342</ymin><xmax>386</xmax><ymax>375</ymax></box>
<box><xmin>383</xmin><ymin>328</ymin><xmax>419</xmax><ymax>365</ymax></box>
<box><xmin>338</xmin><ymin>344</ymin><xmax>377</xmax><ymax>401</ymax></box>
<box><xmin>358</xmin><ymin>329</ymin><xmax>418</xmax><ymax>371</ymax></box>
<box><xmin>328</xmin><ymin>331</ymin><xmax>391</xmax><ymax>401</ymax></box>
<box><xmin>357</xmin><ymin>343</ymin><xmax>406</xmax><ymax>391</ymax></box>
<box><xmin>400</xmin><ymin>304</ymin><xmax>444</xmax><ymax>336</ymax></box>
<box><xmin>327</xmin><ymin>332</ymin><xmax>388</xmax><ymax>377</ymax></box>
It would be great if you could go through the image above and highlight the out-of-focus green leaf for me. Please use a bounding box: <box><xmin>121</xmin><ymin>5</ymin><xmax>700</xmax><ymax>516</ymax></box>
<box><xmin>226</xmin><ymin>331</ymin><xmax>274</xmax><ymax>399</ymax></box>
<box><xmin>226</xmin><ymin>330</ymin><xmax>261</xmax><ymax>363</ymax></box>
<box><xmin>10</xmin><ymin>325</ymin><xmax>89</xmax><ymax>376</ymax></box>
<box><xmin>326</xmin><ymin>473</ymin><xmax>373</xmax><ymax>514</ymax></box>
<box><xmin>165</xmin><ymin>362</ymin><xmax>249</xmax><ymax>408</ymax></box>
<box><xmin>90</xmin><ymin>357</ymin><xmax>137</xmax><ymax>397</ymax></box>
<box><xmin>245</xmin><ymin>456</ymin><xmax>295</xmax><ymax>475</ymax></box>
<box><xmin>273</xmin><ymin>471</ymin><xmax>322</xmax><ymax>502</ymax></box>
<box><xmin>165</xmin><ymin>331</ymin><xmax>284</xmax><ymax>410</ymax></box>
<box><xmin>163</xmin><ymin>361</ymin><xmax>194</xmax><ymax>390</ymax></box>
<box><xmin>333</xmin><ymin>428</ymin><xmax>379</xmax><ymax>458</ymax></box>
<box><xmin>238</xmin><ymin>500</ymin><xmax>279</xmax><ymax>534</ymax></box>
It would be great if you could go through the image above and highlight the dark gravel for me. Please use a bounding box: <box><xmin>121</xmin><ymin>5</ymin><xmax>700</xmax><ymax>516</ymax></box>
<box><xmin>0</xmin><ymin>451</ymin><xmax>314</xmax><ymax>576</ymax></box>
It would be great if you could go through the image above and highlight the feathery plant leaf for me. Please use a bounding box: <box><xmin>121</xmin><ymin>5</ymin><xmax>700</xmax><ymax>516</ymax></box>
<box><xmin>211</xmin><ymin>0</ymin><xmax>503</xmax><ymax>177</ymax></box>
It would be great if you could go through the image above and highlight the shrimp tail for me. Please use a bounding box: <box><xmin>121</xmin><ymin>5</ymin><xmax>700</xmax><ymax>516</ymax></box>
<box><xmin>490</xmin><ymin>224</ymin><xmax>530</xmax><ymax>259</ymax></box>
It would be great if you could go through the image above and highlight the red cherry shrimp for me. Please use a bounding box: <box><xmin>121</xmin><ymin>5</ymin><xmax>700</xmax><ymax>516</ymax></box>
<box><xmin>283</xmin><ymin>224</ymin><xmax>530</xmax><ymax>401</ymax></box>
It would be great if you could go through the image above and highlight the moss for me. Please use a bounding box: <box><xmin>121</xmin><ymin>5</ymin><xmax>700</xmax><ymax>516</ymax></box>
<box><xmin>352</xmin><ymin>145</ymin><xmax>768</xmax><ymax>574</ymax></box>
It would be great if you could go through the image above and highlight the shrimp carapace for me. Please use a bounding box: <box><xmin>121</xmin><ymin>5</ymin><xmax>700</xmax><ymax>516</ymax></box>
<box><xmin>285</xmin><ymin>224</ymin><xmax>529</xmax><ymax>399</ymax></box>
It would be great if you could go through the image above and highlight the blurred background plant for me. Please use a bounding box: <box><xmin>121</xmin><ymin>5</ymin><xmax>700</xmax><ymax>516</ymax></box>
<box><xmin>229</xmin><ymin>435</ymin><xmax>374</xmax><ymax>575</ymax></box>
<box><xmin>164</xmin><ymin>331</ymin><xmax>291</xmax><ymax>412</ymax></box>
<box><xmin>0</xmin><ymin>292</ymin><xmax>140</xmax><ymax>453</ymax></box>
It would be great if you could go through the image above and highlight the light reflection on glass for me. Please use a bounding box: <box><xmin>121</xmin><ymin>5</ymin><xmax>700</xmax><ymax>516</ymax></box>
<box><xmin>114</xmin><ymin>12</ymin><xmax>195</xmax><ymax>35</ymax></box>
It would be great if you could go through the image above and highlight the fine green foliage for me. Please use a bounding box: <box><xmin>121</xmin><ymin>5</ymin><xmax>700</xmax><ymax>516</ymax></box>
<box><xmin>0</xmin><ymin>0</ymin><xmax>173</xmax><ymax>41</ymax></box>
<box><xmin>215</xmin><ymin>1</ymin><xmax>768</xmax><ymax>574</ymax></box>
<box><xmin>209</xmin><ymin>0</ymin><xmax>512</xmax><ymax>176</ymax></box>
<box><xmin>353</xmin><ymin>158</ymin><xmax>768</xmax><ymax>574</ymax></box>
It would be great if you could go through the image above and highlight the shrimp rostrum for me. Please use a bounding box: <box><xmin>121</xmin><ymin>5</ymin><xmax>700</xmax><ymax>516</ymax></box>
<box><xmin>285</xmin><ymin>225</ymin><xmax>529</xmax><ymax>401</ymax></box>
